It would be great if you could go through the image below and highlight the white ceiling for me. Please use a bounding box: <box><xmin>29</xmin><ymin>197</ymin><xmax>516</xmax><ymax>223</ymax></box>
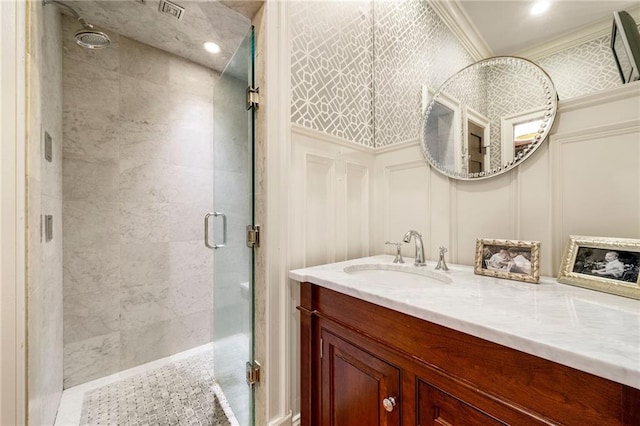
<box><xmin>59</xmin><ymin>1</ymin><xmax>640</xmax><ymax>72</ymax></box>
<box><xmin>59</xmin><ymin>0</ymin><xmax>262</xmax><ymax>72</ymax></box>
<box><xmin>457</xmin><ymin>0</ymin><xmax>640</xmax><ymax>55</ymax></box>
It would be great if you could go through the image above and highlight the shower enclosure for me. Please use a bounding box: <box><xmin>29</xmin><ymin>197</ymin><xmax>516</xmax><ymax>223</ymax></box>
<box><xmin>210</xmin><ymin>28</ymin><xmax>257</xmax><ymax>426</ymax></box>
<box><xmin>27</xmin><ymin>1</ymin><xmax>257</xmax><ymax>424</ymax></box>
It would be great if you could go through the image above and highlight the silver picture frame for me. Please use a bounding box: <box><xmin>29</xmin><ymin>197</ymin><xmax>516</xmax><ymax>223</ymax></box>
<box><xmin>558</xmin><ymin>235</ymin><xmax>640</xmax><ymax>300</ymax></box>
<box><xmin>474</xmin><ymin>238</ymin><xmax>541</xmax><ymax>284</ymax></box>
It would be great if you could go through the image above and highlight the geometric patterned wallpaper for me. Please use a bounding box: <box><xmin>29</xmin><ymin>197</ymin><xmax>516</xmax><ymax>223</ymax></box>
<box><xmin>373</xmin><ymin>0</ymin><xmax>474</xmax><ymax>147</ymax></box>
<box><xmin>290</xmin><ymin>0</ymin><xmax>627</xmax><ymax>149</ymax></box>
<box><xmin>290</xmin><ymin>1</ymin><xmax>374</xmax><ymax>146</ymax></box>
<box><xmin>290</xmin><ymin>0</ymin><xmax>473</xmax><ymax>148</ymax></box>
<box><xmin>536</xmin><ymin>34</ymin><xmax>622</xmax><ymax>100</ymax></box>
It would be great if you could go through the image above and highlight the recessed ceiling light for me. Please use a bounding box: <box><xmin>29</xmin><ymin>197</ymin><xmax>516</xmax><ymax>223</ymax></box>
<box><xmin>203</xmin><ymin>41</ymin><xmax>221</xmax><ymax>54</ymax></box>
<box><xmin>530</xmin><ymin>0</ymin><xmax>550</xmax><ymax>15</ymax></box>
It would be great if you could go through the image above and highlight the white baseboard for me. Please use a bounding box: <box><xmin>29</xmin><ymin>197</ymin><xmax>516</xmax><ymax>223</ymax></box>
<box><xmin>291</xmin><ymin>413</ymin><xmax>301</xmax><ymax>426</ymax></box>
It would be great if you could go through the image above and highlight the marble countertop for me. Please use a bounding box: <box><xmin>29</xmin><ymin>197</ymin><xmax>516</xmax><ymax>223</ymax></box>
<box><xmin>290</xmin><ymin>255</ymin><xmax>640</xmax><ymax>390</ymax></box>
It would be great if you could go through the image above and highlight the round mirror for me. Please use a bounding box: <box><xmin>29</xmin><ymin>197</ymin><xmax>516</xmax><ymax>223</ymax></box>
<box><xmin>421</xmin><ymin>56</ymin><xmax>557</xmax><ymax>180</ymax></box>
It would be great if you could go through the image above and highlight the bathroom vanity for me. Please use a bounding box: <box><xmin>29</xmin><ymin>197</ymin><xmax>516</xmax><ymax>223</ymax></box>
<box><xmin>291</xmin><ymin>256</ymin><xmax>640</xmax><ymax>425</ymax></box>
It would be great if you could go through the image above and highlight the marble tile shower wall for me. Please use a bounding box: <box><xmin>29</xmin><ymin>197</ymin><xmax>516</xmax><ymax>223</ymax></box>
<box><xmin>62</xmin><ymin>15</ymin><xmax>217</xmax><ymax>388</ymax></box>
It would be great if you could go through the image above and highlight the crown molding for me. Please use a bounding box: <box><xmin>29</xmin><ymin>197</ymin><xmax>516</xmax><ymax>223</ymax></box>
<box><xmin>517</xmin><ymin>6</ymin><xmax>640</xmax><ymax>60</ymax></box>
<box><xmin>428</xmin><ymin>0</ymin><xmax>493</xmax><ymax>61</ymax></box>
<box><xmin>429</xmin><ymin>2</ymin><xmax>640</xmax><ymax>62</ymax></box>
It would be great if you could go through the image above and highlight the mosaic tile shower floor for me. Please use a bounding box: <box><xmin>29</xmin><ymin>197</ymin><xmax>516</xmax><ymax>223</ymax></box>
<box><xmin>54</xmin><ymin>345</ymin><xmax>238</xmax><ymax>426</ymax></box>
<box><xmin>78</xmin><ymin>350</ymin><xmax>230</xmax><ymax>426</ymax></box>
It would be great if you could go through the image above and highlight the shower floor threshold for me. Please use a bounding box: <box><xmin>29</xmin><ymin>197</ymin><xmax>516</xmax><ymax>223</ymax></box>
<box><xmin>55</xmin><ymin>342</ymin><xmax>238</xmax><ymax>426</ymax></box>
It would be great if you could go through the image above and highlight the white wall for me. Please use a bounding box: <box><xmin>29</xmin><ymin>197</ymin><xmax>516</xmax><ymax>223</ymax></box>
<box><xmin>288</xmin><ymin>81</ymin><xmax>640</xmax><ymax>418</ymax></box>
<box><xmin>288</xmin><ymin>124</ymin><xmax>375</xmax><ymax>417</ymax></box>
<box><xmin>290</xmin><ymin>82</ymin><xmax>640</xmax><ymax>276</ymax></box>
<box><xmin>289</xmin><ymin>125</ymin><xmax>375</xmax><ymax>271</ymax></box>
<box><xmin>0</xmin><ymin>0</ymin><xmax>26</xmax><ymax>424</ymax></box>
<box><xmin>379</xmin><ymin>83</ymin><xmax>640</xmax><ymax>276</ymax></box>
<box><xmin>286</xmin><ymin>2</ymin><xmax>640</xmax><ymax>422</ymax></box>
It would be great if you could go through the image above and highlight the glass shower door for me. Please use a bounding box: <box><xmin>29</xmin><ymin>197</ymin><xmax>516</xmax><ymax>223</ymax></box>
<box><xmin>210</xmin><ymin>27</ymin><xmax>255</xmax><ymax>426</ymax></box>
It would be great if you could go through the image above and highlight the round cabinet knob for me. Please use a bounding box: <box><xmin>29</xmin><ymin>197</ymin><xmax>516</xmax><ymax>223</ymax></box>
<box><xmin>382</xmin><ymin>396</ymin><xmax>397</xmax><ymax>412</ymax></box>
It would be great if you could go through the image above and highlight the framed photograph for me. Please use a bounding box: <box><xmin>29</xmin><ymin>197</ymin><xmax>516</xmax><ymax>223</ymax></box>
<box><xmin>558</xmin><ymin>235</ymin><xmax>640</xmax><ymax>300</ymax></box>
<box><xmin>474</xmin><ymin>239</ymin><xmax>541</xmax><ymax>283</ymax></box>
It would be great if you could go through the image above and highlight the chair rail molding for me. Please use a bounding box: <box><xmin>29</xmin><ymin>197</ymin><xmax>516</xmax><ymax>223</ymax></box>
<box><xmin>291</xmin><ymin>124</ymin><xmax>376</xmax><ymax>154</ymax></box>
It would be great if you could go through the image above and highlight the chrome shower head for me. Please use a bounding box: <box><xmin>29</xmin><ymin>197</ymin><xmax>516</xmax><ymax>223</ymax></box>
<box><xmin>74</xmin><ymin>28</ymin><xmax>111</xmax><ymax>49</ymax></box>
<box><xmin>43</xmin><ymin>0</ymin><xmax>111</xmax><ymax>49</ymax></box>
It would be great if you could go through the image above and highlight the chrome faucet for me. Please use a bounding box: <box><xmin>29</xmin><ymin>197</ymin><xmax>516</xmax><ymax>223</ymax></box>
<box><xmin>403</xmin><ymin>230</ymin><xmax>426</xmax><ymax>266</ymax></box>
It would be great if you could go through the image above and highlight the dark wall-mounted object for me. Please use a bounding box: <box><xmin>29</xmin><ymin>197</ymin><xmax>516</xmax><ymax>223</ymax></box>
<box><xmin>611</xmin><ymin>11</ymin><xmax>640</xmax><ymax>83</ymax></box>
<box><xmin>45</xmin><ymin>215</ymin><xmax>53</xmax><ymax>242</ymax></box>
<box><xmin>44</xmin><ymin>130</ymin><xmax>52</xmax><ymax>162</ymax></box>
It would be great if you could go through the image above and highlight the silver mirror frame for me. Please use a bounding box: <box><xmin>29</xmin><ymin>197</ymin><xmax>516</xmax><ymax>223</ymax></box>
<box><xmin>420</xmin><ymin>56</ymin><xmax>558</xmax><ymax>181</ymax></box>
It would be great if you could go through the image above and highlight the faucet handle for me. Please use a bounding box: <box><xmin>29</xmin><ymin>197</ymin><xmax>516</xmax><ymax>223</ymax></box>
<box><xmin>385</xmin><ymin>241</ymin><xmax>405</xmax><ymax>264</ymax></box>
<box><xmin>435</xmin><ymin>246</ymin><xmax>449</xmax><ymax>271</ymax></box>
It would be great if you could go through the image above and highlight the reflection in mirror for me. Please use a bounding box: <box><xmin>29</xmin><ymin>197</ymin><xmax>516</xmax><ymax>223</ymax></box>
<box><xmin>421</xmin><ymin>57</ymin><xmax>558</xmax><ymax>180</ymax></box>
<box><xmin>426</xmin><ymin>95</ymin><xmax>459</xmax><ymax>172</ymax></box>
<box><xmin>503</xmin><ymin>111</ymin><xmax>546</xmax><ymax>164</ymax></box>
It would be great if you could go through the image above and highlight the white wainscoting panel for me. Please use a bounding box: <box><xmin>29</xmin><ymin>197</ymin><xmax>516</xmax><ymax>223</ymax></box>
<box><xmin>290</xmin><ymin>124</ymin><xmax>375</xmax><ymax>271</ymax></box>
<box><xmin>427</xmin><ymin>166</ymin><xmax>453</xmax><ymax>262</ymax></box>
<box><xmin>515</xmin><ymin>142</ymin><xmax>553</xmax><ymax>275</ymax></box>
<box><xmin>288</xmin><ymin>83</ymin><xmax>640</xmax><ymax>422</ymax></box>
<box><xmin>371</xmin><ymin>83</ymin><xmax>640</xmax><ymax>277</ymax></box>
<box><xmin>549</xmin><ymin>84</ymin><xmax>640</xmax><ymax>274</ymax></box>
<box><xmin>303</xmin><ymin>154</ymin><xmax>336</xmax><ymax>267</ymax></box>
<box><xmin>551</xmin><ymin>120</ymin><xmax>640</xmax><ymax>274</ymax></box>
<box><xmin>453</xmin><ymin>173</ymin><xmax>517</xmax><ymax>267</ymax></box>
<box><xmin>373</xmin><ymin>144</ymin><xmax>430</xmax><ymax>259</ymax></box>
<box><xmin>345</xmin><ymin>163</ymin><xmax>370</xmax><ymax>260</ymax></box>
<box><xmin>385</xmin><ymin>163</ymin><xmax>430</xmax><ymax>257</ymax></box>
<box><xmin>288</xmin><ymin>125</ymin><xmax>375</xmax><ymax>419</ymax></box>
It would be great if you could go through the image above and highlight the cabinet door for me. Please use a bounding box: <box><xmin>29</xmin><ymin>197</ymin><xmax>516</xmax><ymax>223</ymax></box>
<box><xmin>418</xmin><ymin>381</ymin><xmax>506</xmax><ymax>426</ymax></box>
<box><xmin>321</xmin><ymin>328</ymin><xmax>401</xmax><ymax>426</ymax></box>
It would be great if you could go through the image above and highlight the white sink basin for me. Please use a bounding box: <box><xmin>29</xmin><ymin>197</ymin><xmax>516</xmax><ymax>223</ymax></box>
<box><xmin>343</xmin><ymin>264</ymin><xmax>451</xmax><ymax>288</ymax></box>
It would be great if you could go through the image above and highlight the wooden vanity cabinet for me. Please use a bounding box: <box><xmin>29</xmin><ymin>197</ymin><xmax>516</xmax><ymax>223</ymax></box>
<box><xmin>418</xmin><ymin>382</ymin><xmax>505</xmax><ymax>426</ymax></box>
<box><xmin>320</xmin><ymin>327</ymin><xmax>401</xmax><ymax>426</ymax></box>
<box><xmin>298</xmin><ymin>282</ymin><xmax>640</xmax><ymax>426</ymax></box>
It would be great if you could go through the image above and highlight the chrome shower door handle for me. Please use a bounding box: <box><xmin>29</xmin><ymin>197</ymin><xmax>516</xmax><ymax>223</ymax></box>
<box><xmin>204</xmin><ymin>212</ymin><xmax>215</xmax><ymax>249</ymax></box>
<box><xmin>205</xmin><ymin>211</ymin><xmax>227</xmax><ymax>249</ymax></box>
<box><xmin>213</xmin><ymin>212</ymin><xmax>227</xmax><ymax>249</ymax></box>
